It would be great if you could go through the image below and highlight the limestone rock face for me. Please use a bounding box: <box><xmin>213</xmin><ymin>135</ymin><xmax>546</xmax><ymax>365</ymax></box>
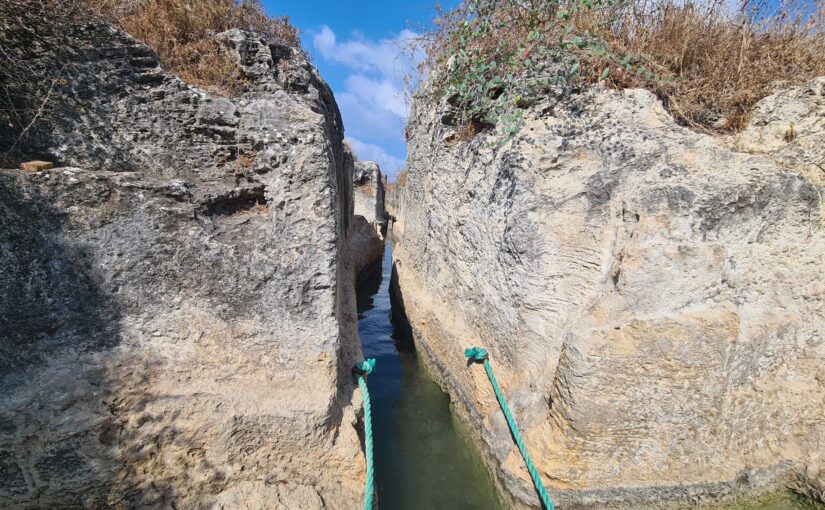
<box><xmin>385</xmin><ymin>181</ymin><xmax>406</xmax><ymax>240</ymax></box>
<box><xmin>351</xmin><ymin>160</ymin><xmax>386</xmax><ymax>280</ymax></box>
<box><xmin>734</xmin><ymin>77</ymin><xmax>825</xmax><ymax>186</ymax></box>
<box><xmin>0</xmin><ymin>20</ymin><xmax>363</xmax><ymax>509</ymax></box>
<box><xmin>351</xmin><ymin>214</ymin><xmax>384</xmax><ymax>285</ymax></box>
<box><xmin>353</xmin><ymin>160</ymin><xmax>387</xmax><ymax>230</ymax></box>
<box><xmin>394</xmin><ymin>80</ymin><xmax>825</xmax><ymax>508</ymax></box>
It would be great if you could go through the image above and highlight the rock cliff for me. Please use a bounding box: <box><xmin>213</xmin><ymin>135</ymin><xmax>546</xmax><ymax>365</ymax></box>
<box><xmin>351</xmin><ymin>160</ymin><xmax>386</xmax><ymax>282</ymax></box>
<box><xmin>394</xmin><ymin>78</ymin><xmax>825</xmax><ymax>508</ymax></box>
<box><xmin>0</xmin><ymin>17</ymin><xmax>364</xmax><ymax>509</ymax></box>
<box><xmin>385</xmin><ymin>179</ymin><xmax>406</xmax><ymax>240</ymax></box>
<box><xmin>353</xmin><ymin>160</ymin><xmax>387</xmax><ymax>232</ymax></box>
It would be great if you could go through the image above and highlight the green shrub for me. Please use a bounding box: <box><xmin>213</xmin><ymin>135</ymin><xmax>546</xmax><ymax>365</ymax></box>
<box><xmin>424</xmin><ymin>0</ymin><xmax>825</xmax><ymax>135</ymax></box>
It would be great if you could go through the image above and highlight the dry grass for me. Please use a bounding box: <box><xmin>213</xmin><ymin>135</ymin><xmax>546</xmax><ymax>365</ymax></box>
<box><xmin>356</xmin><ymin>182</ymin><xmax>376</xmax><ymax>197</ymax></box>
<box><xmin>595</xmin><ymin>0</ymin><xmax>825</xmax><ymax>131</ymax></box>
<box><xmin>451</xmin><ymin>120</ymin><xmax>487</xmax><ymax>141</ymax></box>
<box><xmin>1</xmin><ymin>0</ymin><xmax>298</xmax><ymax>97</ymax></box>
<box><xmin>236</xmin><ymin>145</ymin><xmax>257</xmax><ymax>171</ymax></box>
<box><xmin>395</xmin><ymin>170</ymin><xmax>409</xmax><ymax>187</ymax></box>
<box><xmin>87</xmin><ymin>0</ymin><xmax>300</xmax><ymax>95</ymax></box>
<box><xmin>425</xmin><ymin>0</ymin><xmax>825</xmax><ymax>133</ymax></box>
<box><xmin>0</xmin><ymin>0</ymin><xmax>298</xmax><ymax>162</ymax></box>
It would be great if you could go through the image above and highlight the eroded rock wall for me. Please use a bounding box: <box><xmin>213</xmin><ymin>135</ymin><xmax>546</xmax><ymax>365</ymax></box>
<box><xmin>385</xmin><ymin>181</ymin><xmax>406</xmax><ymax>240</ymax></box>
<box><xmin>351</xmin><ymin>214</ymin><xmax>384</xmax><ymax>285</ymax></box>
<box><xmin>0</xmin><ymin>18</ymin><xmax>363</xmax><ymax>509</ymax></box>
<box><xmin>353</xmin><ymin>160</ymin><xmax>386</xmax><ymax>229</ymax></box>
<box><xmin>394</xmin><ymin>78</ymin><xmax>825</xmax><ymax>508</ymax></box>
<box><xmin>351</xmin><ymin>160</ymin><xmax>386</xmax><ymax>281</ymax></box>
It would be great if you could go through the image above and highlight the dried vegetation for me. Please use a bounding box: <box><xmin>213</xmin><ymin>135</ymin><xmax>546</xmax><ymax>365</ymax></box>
<box><xmin>424</xmin><ymin>0</ymin><xmax>825</xmax><ymax>133</ymax></box>
<box><xmin>0</xmin><ymin>0</ymin><xmax>298</xmax><ymax>163</ymax></box>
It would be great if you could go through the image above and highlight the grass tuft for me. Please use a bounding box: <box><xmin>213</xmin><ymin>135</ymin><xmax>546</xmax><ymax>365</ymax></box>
<box><xmin>0</xmin><ymin>0</ymin><xmax>298</xmax><ymax>162</ymax></box>
<box><xmin>87</xmin><ymin>0</ymin><xmax>300</xmax><ymax>95</ymax></box>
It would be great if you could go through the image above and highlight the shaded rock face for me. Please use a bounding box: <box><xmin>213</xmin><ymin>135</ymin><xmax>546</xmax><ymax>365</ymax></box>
<box><xmin>385</xmin><ymin>182</ymin><xmax>406</xmax><ymax>240</ymax></box>
<box><xmin>0</xmin><ymin>20</ymin><xmax>363</xmax><ymax>510</ymax></box>
<box><xmin>353</xmin><ymin>160</ymin><xmax>386</xmax><ymax>230</ymax></box>
<box><xmin>394</xmin><ymin>80</ymin><xmax>825</xmax><ymax>508</ymax></box>
<box><xmin>351</xmin><ymin>214</ymin><xmax>384</xmax><ymax>286</ymax></box>
<box><xmin>351</xmin><ymin>160</ymin><xmax>386</xmax><ymax>281</ymax></box>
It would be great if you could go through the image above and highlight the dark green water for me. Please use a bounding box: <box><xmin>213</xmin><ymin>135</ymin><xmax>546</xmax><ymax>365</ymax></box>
<box><xmin>725</xmin><ymin>492</ymin><xmax>825</xmax><ymax>510</ymax></box>
<box><xmin>356</xmin><ymin>240</ymin><xmax>501</xmax><ymax>509</ymax></box>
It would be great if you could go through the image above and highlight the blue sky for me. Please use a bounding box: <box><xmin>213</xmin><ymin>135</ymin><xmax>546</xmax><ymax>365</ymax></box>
<box><xmin>263</xmin><ymin>1</ymin><xmax>460</xmax><ymax>178</ymax></box>
<box><xmin>261</xmin><ymin>0</ymin><xmax>814</xmax><ymax>178</ymax></box>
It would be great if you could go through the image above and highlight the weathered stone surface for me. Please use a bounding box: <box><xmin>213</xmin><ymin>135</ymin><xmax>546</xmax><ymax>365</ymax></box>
<box><xmin>350</xmin><ymin>159</ymin><xmax>386</xmax><ymax>281</ymax></box>
<box><xmin>19</xmin><ymin>160</ymin><xmax>54</xmax><ymax>172</ymax></box>
<box><xmin>735</xmin><ymin>77</ymin><xmax>825</xmax><ymax>181</ymax></box>
<box><xmin>351</xmin><ymin>214</ymin><xmax>384</xmax><ymax>285</ymax></box>
<box><xmin>0</xmin><ymin>19</ymin><xmax>364</xmax><ymax>509</ymax></box>
<box><xmin>385</xmin><ymin>180</ymin><xmax>406</xmax><ymax>240</ymax></box>
<box><xmin>353</xmin><ymin>159</ymin><xmax>387</xmax><ymax>231</ymax></box>
<box><xmin>394</xmin><ymin>79</ymin><xmax>825</xmax><ymax>508</ymax></box>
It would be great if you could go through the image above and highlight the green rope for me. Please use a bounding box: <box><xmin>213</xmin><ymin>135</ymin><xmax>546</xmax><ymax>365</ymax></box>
<box><xmin>354</xmin><ymin>358</ymin><xmax>376</xmax><ymax>510</ymax></box>
<box><xmin>464</xmin><ymin>347</ymin><xmax>554</xmax><ymax>510</ymax></box>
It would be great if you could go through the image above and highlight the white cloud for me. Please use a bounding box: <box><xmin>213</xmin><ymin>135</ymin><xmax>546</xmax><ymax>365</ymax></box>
<box><xmin>313</xmin><ymin>25</ymin><xmax>337</xmax><ymax>56</ymax></box>
<box><xmin>346</xmin><ymin>136</ymin><xmax>405</xmax><ymax>177</ymax></box>
<box><xmin>314</xmin><ymin>26</ymin><xmax>422</xmax><ymax>81</ymax></box>
<box><xmin>337</xmin><ymin>90</ymin><xmax>402</xmax><ymax>143</ymax></box>
<box><xmin>344</xmin><ymin>74</ymin><xmax>407</xmax><ymax>119</ymax></box>
<box><xmin>312</xmin><ymin>25</ymin><xmax>425</xmax><ymax>176</ymax></box>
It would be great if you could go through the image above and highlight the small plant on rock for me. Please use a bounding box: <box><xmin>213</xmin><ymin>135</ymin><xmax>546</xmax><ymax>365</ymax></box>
<box><xmin>426</xmin><ymin>0</ymin><xmax>646</xmax><ymax>138</ymax></box>
<box><xmin>422</xmin><ymin>0</ymin><xmax>825</xmax><ymax>137</ymax></box>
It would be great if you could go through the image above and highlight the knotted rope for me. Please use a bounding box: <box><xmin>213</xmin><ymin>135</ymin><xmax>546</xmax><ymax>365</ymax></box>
<box><xmin>354</xmin><ymin>358</ymin><xmax>377</xmax><ymax>510</ymax></box>
<box><xmin>464</xmin><ymin>347</ymin><xmax>554</xmax><ymax>510</ymax></box>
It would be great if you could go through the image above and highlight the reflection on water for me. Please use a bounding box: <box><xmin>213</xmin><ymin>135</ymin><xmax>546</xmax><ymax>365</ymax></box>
<box><xmin>356</xmin><ymin>240</ymin><xmax>501</xmax><ymax>510</ymax></box>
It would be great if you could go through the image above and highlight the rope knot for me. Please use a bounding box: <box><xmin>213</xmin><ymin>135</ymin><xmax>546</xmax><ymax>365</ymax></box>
<box><xmin>353</xmin><ymin>358</ymin><xmax>376</xmax><ymax>376</ymax></box>
<box><xmin>464</xmin><ymin>346</ymin><xmax>489</xmax><ymax>363</ymax></box>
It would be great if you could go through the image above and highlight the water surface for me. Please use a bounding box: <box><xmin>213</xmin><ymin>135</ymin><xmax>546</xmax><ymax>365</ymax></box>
<box><xmin>726</xmin><ymin>492</ymin><xmax>825</xmax><ymax>510</ymax></box>
<box><xmin>356</xmin><ymin>240</ymin><xmax>501</xmax><ymax>510</ymax></box>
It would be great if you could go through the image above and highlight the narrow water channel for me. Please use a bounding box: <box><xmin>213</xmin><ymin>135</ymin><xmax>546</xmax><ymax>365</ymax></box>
<box><xmin>356</xmin><ymin>239</ymin><xmax>501</xmax><ymax>509</ymax></box>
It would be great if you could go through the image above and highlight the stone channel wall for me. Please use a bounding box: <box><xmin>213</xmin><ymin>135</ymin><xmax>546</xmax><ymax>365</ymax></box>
<box><xmin>351</xmin><ymin>160</ymin><xmax>386</xmax><ymax>281</ymax></box>
<box><xmin>353</xmin><ymin>160</ymin><xmax>386</xmax><ymax>231</ymax></box>
<box><xmin>0</xmin><ymin>17</ymin><xmax>364</xmax><ymax>509</ymax></box>
<box><xmin>394</xmin><ymin>78</ymin><xmax>825</xmax><ymax>508</ymax></box>
<box><xmin>385</xmin><ymin>180</ymin><xmax>406</xmax><ymax>240</ymax></box>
